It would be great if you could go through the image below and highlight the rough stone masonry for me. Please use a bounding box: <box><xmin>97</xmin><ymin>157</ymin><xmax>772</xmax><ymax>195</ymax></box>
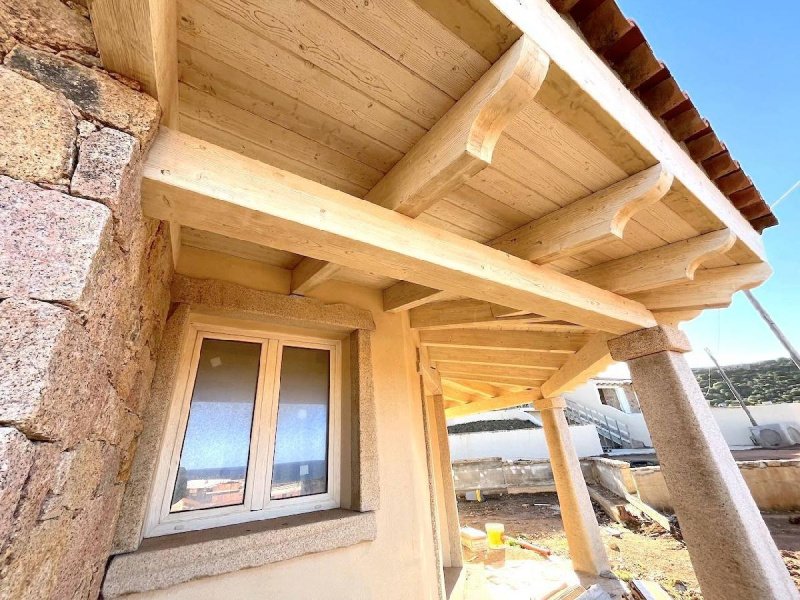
<box><xmin>0</xmin><ymin>1</ymin><xmax>173</xmax><ymax>598</ymax></box>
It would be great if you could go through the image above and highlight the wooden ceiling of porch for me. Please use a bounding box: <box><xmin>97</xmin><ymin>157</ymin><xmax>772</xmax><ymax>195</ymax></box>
<box><xmin>91</xmin><ymin>0</ymin><xmax>775</xmax><ymax>413</ymax></box>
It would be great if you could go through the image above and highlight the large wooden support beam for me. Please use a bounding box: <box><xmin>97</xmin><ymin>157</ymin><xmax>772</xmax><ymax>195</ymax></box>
<box><xmin>540</xmin><ymin>333</ymin><xmax>614</xmax><ymax>398</ymax></box>
<box><xmin>428</xmin><ymin>347</ymin><xmax>567</xmax><ymax>369</ymax></box>
<box><xmin>627</xmin><ymin>263</ymin><xmax>773</xmax><ymax>311</ymax></box>
<box><xmin>142</xmin><ymin>129</ymin><xmax>657</xmax><ymax>334</ymax></box>
<box><xmin>420</xmin><ymin>329</ymin><xmax>590</xmax><ymax>353</ymax></box>
<box><xmin>445</xmin><ymin>390</ymin><xmax>542</xmax><ymax>418</ymax></box>
<box><xmin>366</xmin><ymin>35</ymin><xmax>549</xmax><ymax>217</ymax></box>
<box><xmin>573</xmin><ymin>229</ymin><xmax>736</xmax><ymax>294</ymax></box>
<box><xmin>488</xmin><ymin>0</ymin><xmax>766</xmax><ymax>261</ymax></box>
<box><xmin>491</xmin><ymin>165</ymin><xmax>673</xmax><ymax>263</ymax></box>
<box><xmin>384</xmin><ymin>281</ymin><xmax>449</xmax><ymax>312</ymax></box>
<box><xmin>90</xmin><ymin>0</ymin><xmax>179</xmax><ymax>127</ymax></box>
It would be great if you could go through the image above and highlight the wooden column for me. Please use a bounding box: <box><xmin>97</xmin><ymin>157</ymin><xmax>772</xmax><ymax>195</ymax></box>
<box><xmin>608</xmin><ymin>326</ymin><xmax>799</xmax><ymax>600</ymax></box>
<box><xmin>534</xmin><ymin>396</ymin><xmax>610</xmax><ymax>575</ymax></box>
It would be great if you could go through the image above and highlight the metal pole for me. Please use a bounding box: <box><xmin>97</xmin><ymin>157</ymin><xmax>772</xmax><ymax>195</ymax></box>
<box><xmin>704</xmin><ymin>347</ymin><xmax>758</xmax><ymax>427</ymax></box>
<box><xmin>744</xmin><ymin>290</ymin><xmax>800</xmax><ymax>370</ymax></box>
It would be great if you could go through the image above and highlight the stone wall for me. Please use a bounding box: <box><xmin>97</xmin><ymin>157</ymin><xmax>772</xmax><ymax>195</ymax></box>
<box><xmin>0</xmin><ymin>2</ymin><xmax>172</xmax><ymax>598</ymax></box>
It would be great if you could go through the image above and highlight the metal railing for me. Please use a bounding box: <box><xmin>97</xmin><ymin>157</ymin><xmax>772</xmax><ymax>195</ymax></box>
<box><xmin>564</xmin><ymin>399</ymin><xmax>641</xmax><ymax>450</ymax></box>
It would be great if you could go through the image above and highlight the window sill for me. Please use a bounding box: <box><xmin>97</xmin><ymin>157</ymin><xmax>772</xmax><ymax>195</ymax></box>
<box><xmin>103</xmin><ymin>509</ymin><xmax>376</xmax><ymax>598</ymax></box>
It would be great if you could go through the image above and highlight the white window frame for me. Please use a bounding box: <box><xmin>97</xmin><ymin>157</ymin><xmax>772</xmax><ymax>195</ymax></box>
<box><xmin>145</xmin><ymin>320</ymin><xmax>342</xmax><ymax>538</ymax></box>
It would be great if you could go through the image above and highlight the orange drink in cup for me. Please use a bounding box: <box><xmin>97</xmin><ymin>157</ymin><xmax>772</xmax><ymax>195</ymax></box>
<box><xmin>485</xmin><ymin>523</ymin><xmax>504</xmax><ymax>549</ymax></box>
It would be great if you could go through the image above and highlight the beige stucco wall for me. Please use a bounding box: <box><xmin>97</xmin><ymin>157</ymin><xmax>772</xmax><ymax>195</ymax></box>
<box><xmin>634</xmin><ymin>459</ymin><xmax>800</xmax><ymax>513</ymax></box>
<box><xmin>126</xmin><ymin>275</ymin><xmax>442</xmax><ymax>600</ymax></box>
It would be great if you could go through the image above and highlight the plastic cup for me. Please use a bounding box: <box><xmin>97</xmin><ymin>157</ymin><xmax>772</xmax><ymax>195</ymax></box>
<box><xmin>485</xmin><ymin>522</ymin><xmax>505</xmax><ymax>549</ymax></box>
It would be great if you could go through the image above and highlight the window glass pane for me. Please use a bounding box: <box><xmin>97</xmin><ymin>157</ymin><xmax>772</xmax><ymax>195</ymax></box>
<box><xmin>270</xmin><ymin>346</ymin><xmax>331</xmax><ymax>500</ymax></box>
<box><xmin>170</xmin><ymin>339</ymin><xmax>261</xmax><ymax>513</ymax></box>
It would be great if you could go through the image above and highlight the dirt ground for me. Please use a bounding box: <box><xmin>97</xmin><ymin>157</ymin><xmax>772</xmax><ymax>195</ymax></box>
<box><xmin>457</xmin><ymin>492</ymin><xmax>800</xmax><ymax>599</ymax></box>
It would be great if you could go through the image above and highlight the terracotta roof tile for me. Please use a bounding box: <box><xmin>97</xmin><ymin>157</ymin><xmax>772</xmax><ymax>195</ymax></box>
<box><xmin>550</xmin><ymin>0</ymin><xmax>777</xmax><ymax>231</ymax></box>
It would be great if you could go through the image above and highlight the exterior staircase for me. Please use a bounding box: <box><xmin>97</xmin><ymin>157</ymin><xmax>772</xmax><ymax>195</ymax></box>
<box><xmin>564</xmin><ymin>400</ymin><xmax>646</xmax><ymax>450</ymax></box>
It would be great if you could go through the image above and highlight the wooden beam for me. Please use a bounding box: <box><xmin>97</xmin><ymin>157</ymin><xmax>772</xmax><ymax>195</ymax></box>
<box><xmin>627</xmin><ymin>263</ymin><xmax>773</xmax><ymax>311</ymax></box>
<box><xmin>168</xmin><ymin>221</ymin><xmax>181</xmax><ymax>268</ymax></box>
<box><xmin>383</xmin><ymin>281</ymin><xmax>449</xmax><ymax>312</ymax></box>
<box><xmin>573</xmin><ymin>229</ymin><xmax>736</xmax><ymax>294</ymax></box>
<box><xmin>290</xmin><ymin>257</ymin><xmax>340</xmax><ymax>295</ymax></box>
<box><xmin>365</xmin><ymin>35</ymin><xmax>549</xmax><ymax>217</ymax></box>
<box><xmin>436</xmin><ymin>364</ymin><xmax>553</xmax><ymax>383</ymax></box>
<box><xmin>490</xmin><ymin>164</ymin><xmax>673</xmax><ymax>263</ymax></box>
<box><xmin>90</xmin><ymin>0</ymin><xmax>179</xmax><ymax>127</ymax></box>
<box><xmin>409</xmin><ymin>299</ymin><xmax>544</xmax><ymax>330</ymax></box>
<box><xmin>540</xmin><ymin>333</ymin><xmax>614</xmax><ymax>398</ymax></box>
<box><xmin>444</xmin><ymin>379</ymin><xmax>502</xmax><ymax>398</ymax></box>
<box><xmin>348</xmin><ymin>36</ymin><xmax>548</xmax><ymax>301</ymax></box>
<box><xmin>420</xmin><ymin>329</ymin><xmax>590</xmax><ymax>353</ymax></box>
<box><xmin>428</xmin><ymin>347</ymin><xmax>567</xmax><ymax>369</ymax></box>
<box><xmin>445</xmin><ymin>389</ymin><xmax>542</xmax><ymax>418</ymax></box>
<box><xmin>418</xmin><ymin>346</ymin><xmax>443</xmax><ymax>396</ymax></box>
<box><xmin>142</xmin><ymin>129</ymin><xmax>656</xmax><ymax>334</ymax></box>
<box><xmin>488</xmin><ymin>0</ymin><xmax>767</xmax><ymax>261</ymax></box>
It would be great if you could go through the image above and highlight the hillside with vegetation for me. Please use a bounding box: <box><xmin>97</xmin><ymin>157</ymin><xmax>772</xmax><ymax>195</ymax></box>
<box><xmin>693</xmin><ymin>357</ymin><xmax>800</xmax><ymax>406</ymax></box>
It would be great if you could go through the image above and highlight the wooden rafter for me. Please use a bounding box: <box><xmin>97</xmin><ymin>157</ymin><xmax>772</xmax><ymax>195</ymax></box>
<box><xmin>490</xmin><ymin>164</ymin><xmax>673</xmax><ymax>262</ymax></box>
<box><xmin>290</xmin><ymin>258</ymin><xmax>340</xmax><ymax>295</ymax></box>
<box><xmin>384</xmin><ymin>282</ymin><xmax>450</xmax><ymax>313</ymax></box>
<box><xmin>436</xmin><ymin>364</ymin><xmax>554</xmax><ymax>385</ymax></box>
<box><xmin>388</xmin><ymin>164</ymin><xmax>672</xmax><ymax>311</ymax></box>
<box><xmin>627</xmin><ymin>263</ymin><xmax>773</xmax><ymax>311</ymax></box>
<box><xmin>304</xmin><ymin>34</ymin><xmax>549</xmax><ymax>295</ymax></box>
<box><xmin>489</xmin><ymin>0</ymin><xmax>767</xmax><ymax>260</ymax></box>
<box><xmin>408</xmin><ymin>299</ymin><xmax>544</xmax><ymax>330</ymax></box>
<box><xmin>142</xmin><ymin>128</ymin><xmax>657</xmax><ymax>334</ymax></box>
<box><xmin>90</xmin><ymin>0</ymin><xmax>181</xmax><ymax>260</ymax></box>
<box><xmin>573</xmin><ymin>229</ymin><xmax>736</xmax><ymax>294</ymax></box>
<box><xmin>444</xmin><ymin>379</ymin><xmax>503</xmax><ymax>398</ymax></box>
<box><xmin>420</xmin><ymin>329</ymin><xmax>590</xmax><ymax>352</ymax></box>
<box><xmin>540</xmin><ymin>333</ymin><xmax>614</xmax><ymax>398</ymax></box>
<box><xmin>428</xmin><ymin>347</ymin><xmax>568</xmax><ymax>369</ymax></box>
<box><xmin>444</xmin><ymin>389</ymin><xmax>542</xmax><ymax>418</ymax></box>
<box><xmin>89</xmin><ymin>0</ymin><xmax>178</xmax><ymax>127</ymax></box>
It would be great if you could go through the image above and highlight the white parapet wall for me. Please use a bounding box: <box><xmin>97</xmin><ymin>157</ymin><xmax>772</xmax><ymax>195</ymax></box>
<box><xmin>448</xmin><ymin>424</ymin><xmax>604</xmax><ymax>461</ymax></box>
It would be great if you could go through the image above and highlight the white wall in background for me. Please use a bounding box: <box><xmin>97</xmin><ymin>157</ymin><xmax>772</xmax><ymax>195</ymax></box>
<box><xmin>448</xmin><ymin>424</ymin><xmax>603</xmax><ymax>461</ymax></box>
<box><xmin>566</xmin><ymin>381</ymin><xmax>800</xmax><ymax>448</ymax></box>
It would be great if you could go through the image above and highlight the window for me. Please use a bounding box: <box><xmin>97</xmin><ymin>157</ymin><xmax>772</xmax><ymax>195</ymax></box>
<box><xmin>146</xmin><ymin>324</ymin><xmax>341</xmax><ymax>537</ymax></box>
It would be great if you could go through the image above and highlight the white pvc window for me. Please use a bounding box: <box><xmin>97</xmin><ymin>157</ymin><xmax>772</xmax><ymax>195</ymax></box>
<box><xmin>146</xmin><ymin>323</ymin><xmax>341</xmax><ymax>537</ymax></box>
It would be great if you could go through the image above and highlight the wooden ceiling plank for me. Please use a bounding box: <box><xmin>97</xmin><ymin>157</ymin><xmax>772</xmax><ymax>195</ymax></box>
<box><xmin>143</xmin><ymin>128</ymin><xmax>656</xmax><ymax>333</ymax></box>
<box><xmin>490</xmin><ymin>164</ymin><xmax>673</xmax><ymax>263</ymax></box>
<box><xmin>573</xmin><ymin>229</ymin><xmax>736</xmax><ymax>294</ymax></box>
<box><xmin>540</xmin><ymin>333</ymin><xmax>614</xmax><ymax>398</ymax></box>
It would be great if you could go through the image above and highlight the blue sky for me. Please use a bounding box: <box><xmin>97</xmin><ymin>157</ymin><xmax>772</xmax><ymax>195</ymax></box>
<box><xmin>611</xmin><ymin>0</ymin><xmax>800</xmax><ymax>370</ymax></box>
